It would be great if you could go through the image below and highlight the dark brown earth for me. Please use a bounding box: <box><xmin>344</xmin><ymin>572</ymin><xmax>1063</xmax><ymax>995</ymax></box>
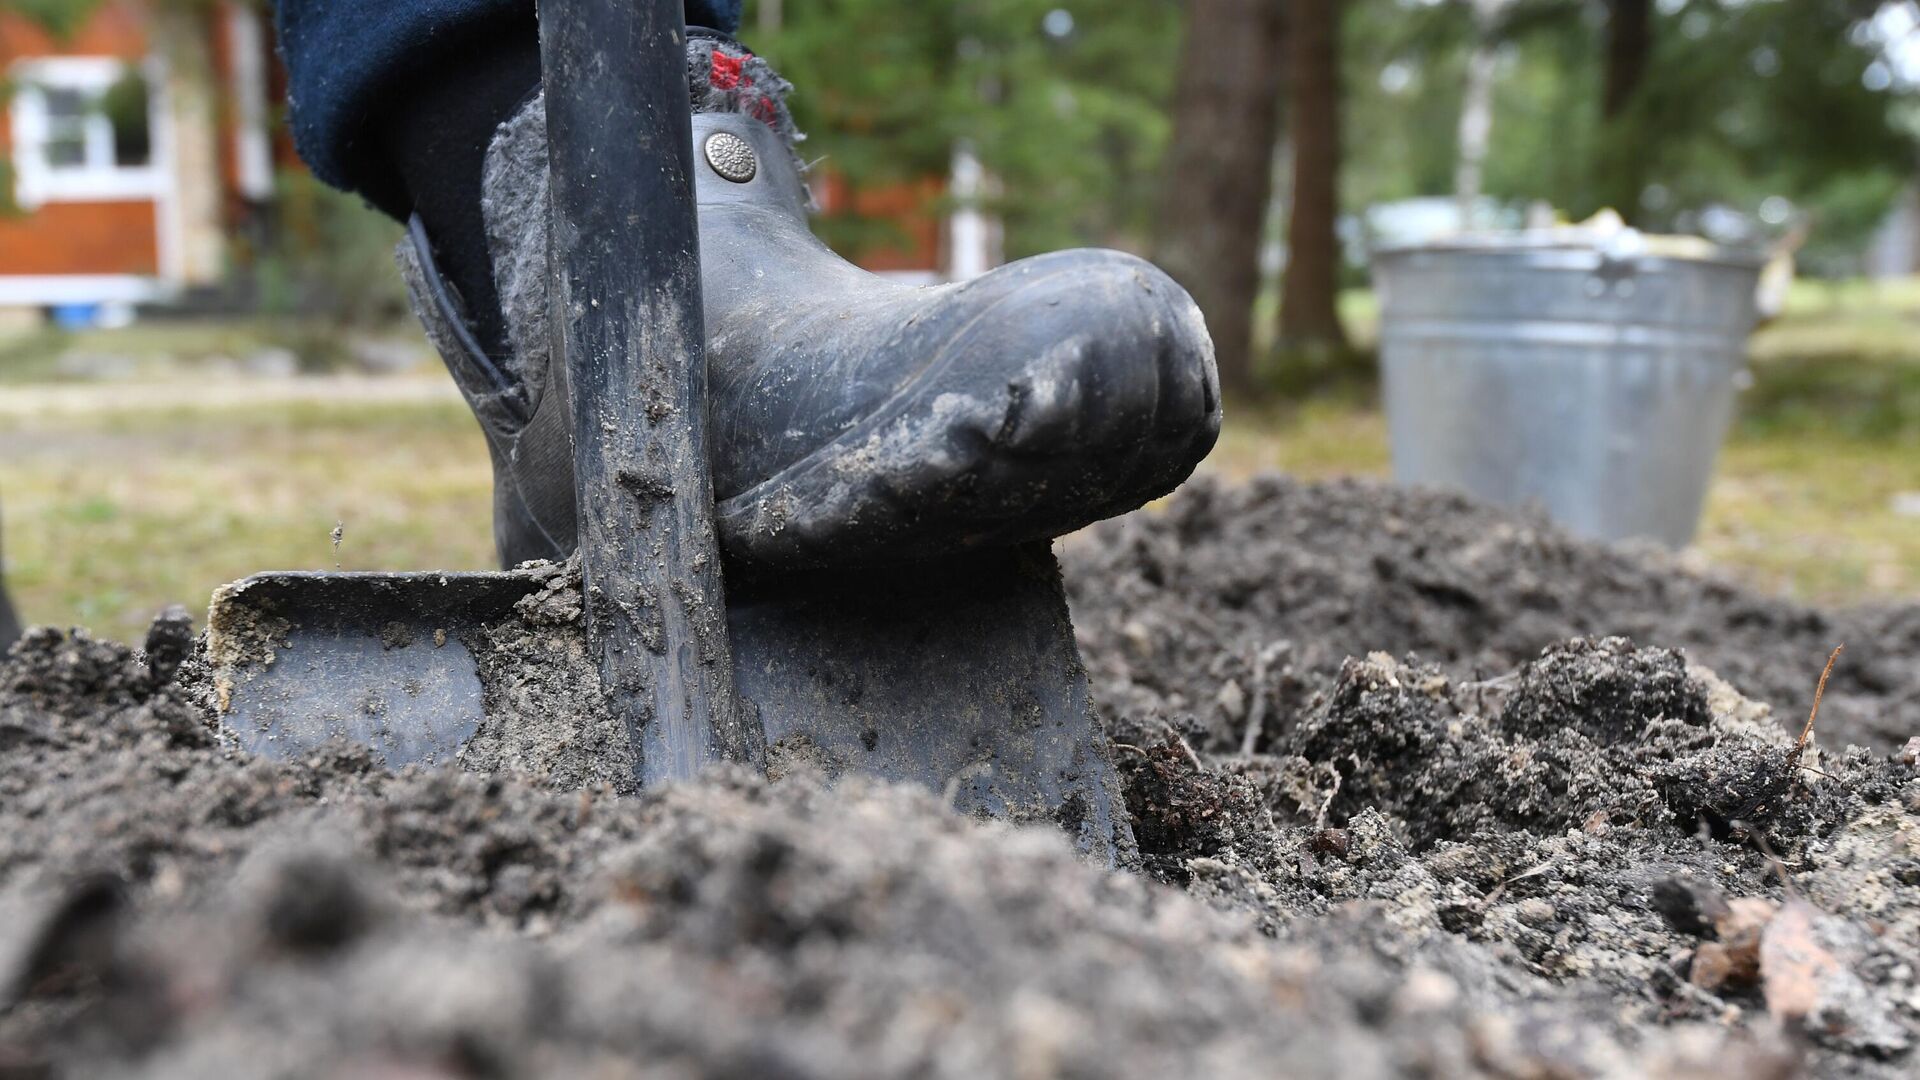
<box><xmin>1066</xmin><ymin>475</ymin><xmax>1920</xmax><ymax>755</ymax></box>
<box><xmin>3</xmin><ymin>475</ymin><xmax>1918</xmax><ymax>1078</ymax></box>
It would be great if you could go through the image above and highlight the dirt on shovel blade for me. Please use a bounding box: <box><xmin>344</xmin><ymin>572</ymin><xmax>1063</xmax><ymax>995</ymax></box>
<box><xmin>3</xmin><ymin>475</ymin><xmax>1918</xmax><ymax>1078</ymax></box>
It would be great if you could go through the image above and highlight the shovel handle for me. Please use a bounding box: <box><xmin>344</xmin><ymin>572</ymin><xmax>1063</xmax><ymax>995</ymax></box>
<box><xmin>539</xmin><ymin>0</ymin><xmax>748</xmax><ymax>784</ymax></box>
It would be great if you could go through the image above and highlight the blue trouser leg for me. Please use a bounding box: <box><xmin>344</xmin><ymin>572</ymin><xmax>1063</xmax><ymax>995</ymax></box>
<box><xmin>275</xmin><ymin>0</ymin><xmax>743</xmax><ymax>205</ymax></box>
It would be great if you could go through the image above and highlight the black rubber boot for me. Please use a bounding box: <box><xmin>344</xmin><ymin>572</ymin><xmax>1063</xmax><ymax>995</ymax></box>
<box><xmin>400</xmin><ymin>36</ymin><xmax>1220</xmax><ymax>571</ymax></box>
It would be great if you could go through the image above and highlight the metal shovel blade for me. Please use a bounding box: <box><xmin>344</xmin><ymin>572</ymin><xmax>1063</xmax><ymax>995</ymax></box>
<box><xmin>728</xmin><ymin>546</ymin><xmax>1132</xmax><ymax>859</ymax></box>
<box><xmin>208</xmin><ymin>571</ymin><xmax>542</xmax><ymax>767</ymax></box>
<box><xmin>209</xmin><ymin>547</ymin><xmax>1136</xmax><ymax>864</ymax></box>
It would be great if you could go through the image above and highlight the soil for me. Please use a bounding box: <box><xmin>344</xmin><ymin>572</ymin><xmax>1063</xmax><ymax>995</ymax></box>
<box><xmin>1065</xmin><ymin>475</ymin><xmax>1920</xmax><ymax>755</ymax></box>
<box><xmin>3</xmin><ymin>475</ymin><xmax>1918</xmax><ymax>1078</ymax></box>
<box><xmin>457</xmin><ymin>560</ymin><xmax>636</xmax><ymax>796</ymax></box>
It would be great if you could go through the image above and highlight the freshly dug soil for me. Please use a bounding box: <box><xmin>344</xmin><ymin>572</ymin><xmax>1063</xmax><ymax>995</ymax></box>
<box><xmin>3</xmin><ymin>475</ymin><xmax>1918</xmax><ymax>1078</ymax></box>
<box><xmin>458</xmin><ymin>560</ymin><xmax>635</xmax><ymax>795</ymax></box>
<box><xmin>1066</xmin><ymin>475</ymin><xmax>1920</xmax><ymax>754</ymax></box>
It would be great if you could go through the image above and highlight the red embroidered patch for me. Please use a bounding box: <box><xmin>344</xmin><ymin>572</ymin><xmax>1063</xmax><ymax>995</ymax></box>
<box><xmin>710</xmin><ymin>51</ymin><xmax>745</xmax><ymax>91</ymax></box>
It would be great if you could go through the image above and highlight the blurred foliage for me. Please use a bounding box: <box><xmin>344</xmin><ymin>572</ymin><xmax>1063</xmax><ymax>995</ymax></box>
<box><xmin>753</xmin><ymin>0</ymin><xmax>1915</xmax><ymax>274</ymax></box>
<box><xmin>0</xmin><ymin>0</ymin><xmax>103</xmax><ymax>39</ymax></box>
<box><xmin>0</xmin><ymin>0</ymin><xmax>256</xmax><ymax>32</ymax></box>
<box><xmin>99</xmin><ymin>63</ymin><xmax>151</xmax><ymax>163</ymax></box>
<box><xmin>1740</xmin><ymin>353</ymin><xmax>1920</xmax><ymax>440</ymax></box>
<box><xmin>248</xmin><ymin>169</ymin><xmax>409</xmax><ymax>327</ymax></box>
<box><xmin>1344</xmin><ymin>0</ymin><xmax>1915</xmax><ymax>270</ymax></box>
<box><xmin>1740</xmin><ymin>278</ymin><xmax>1920</xmax><ymax>441</ymax></box>
<box><xmin>751</xmin><ymin>0</ymin><xmax>1184</xmax><ymax>259</ymax></box>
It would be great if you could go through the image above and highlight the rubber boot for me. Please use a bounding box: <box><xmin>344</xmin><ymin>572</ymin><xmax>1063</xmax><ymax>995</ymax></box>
<box><xmin>399</xmin><ymin>33</ymin><xmax>1221</xmax><ymax>571</ymax></box>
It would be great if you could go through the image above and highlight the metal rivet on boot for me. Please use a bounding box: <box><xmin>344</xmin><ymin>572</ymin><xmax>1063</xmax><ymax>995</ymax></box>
<box><xmin>704</xmin><ymin>131</ymin><xmax>758</xmax><ymax>183</ymax></box>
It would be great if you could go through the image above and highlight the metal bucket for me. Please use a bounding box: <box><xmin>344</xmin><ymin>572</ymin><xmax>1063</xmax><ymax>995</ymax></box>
<box><xmin>1371</xmin><ymin>233</ymin><xmax>1763</xmax><ymax>546</ymax></box>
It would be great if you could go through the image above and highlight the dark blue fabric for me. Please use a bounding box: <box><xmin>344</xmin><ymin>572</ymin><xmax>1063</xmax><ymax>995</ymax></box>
<box><xmin>276</xmin><ymin>0</ymin><xmax>743</xmax><ymax>204</ymax></box>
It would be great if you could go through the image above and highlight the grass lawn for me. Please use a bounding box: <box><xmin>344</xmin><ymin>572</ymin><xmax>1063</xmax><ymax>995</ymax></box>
<box><xmin>2</xmin><ymin>386</ymin><xmax>498</xmax><ymax>644</ymax></box>
<box><xmin>4</xmin><ymin>279</ymin><xmax>1920</xmax><ymax>644</ymax></box>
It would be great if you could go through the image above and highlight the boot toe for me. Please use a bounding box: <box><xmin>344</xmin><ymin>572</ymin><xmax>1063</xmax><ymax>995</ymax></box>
<box><xmin>719</xmin><ymin>248</ymin><xmax>1221</xmax><ymax>569</ymax></box>
<box><xmin>978</xmin><ymin>250</ymin><xmax>1221</xmax><ymax>502</ymax></box>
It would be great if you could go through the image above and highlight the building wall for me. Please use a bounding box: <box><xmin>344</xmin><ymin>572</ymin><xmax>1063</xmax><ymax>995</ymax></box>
<box><xmin>0</xmin><ymin>200</ymin><xmax>158</xmax><ymax>276</ymax></box>
<box><xmin>813</xmin><ymin>170</ymin><xmax>947</xmax><ymax>278</ymax></box>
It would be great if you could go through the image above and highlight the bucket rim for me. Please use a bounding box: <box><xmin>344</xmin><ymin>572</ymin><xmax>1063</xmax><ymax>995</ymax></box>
<box><xmin>1369</xmin><ymin>233</ymin><xmax>1766</xmax><ymax>272</ymax></box>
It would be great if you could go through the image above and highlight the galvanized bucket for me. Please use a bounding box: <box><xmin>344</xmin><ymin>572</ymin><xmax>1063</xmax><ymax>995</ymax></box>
<box><xmin>1371</xmin><ymin>232</ymin><xmax>1763</xmax><ymax>546</ymax></box>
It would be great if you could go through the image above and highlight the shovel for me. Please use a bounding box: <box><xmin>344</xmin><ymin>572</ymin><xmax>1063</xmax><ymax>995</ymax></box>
<box><xmin>208</xmin><ymin>0</ymin><xmax>1134</xmax><ymax>863</ymax></box>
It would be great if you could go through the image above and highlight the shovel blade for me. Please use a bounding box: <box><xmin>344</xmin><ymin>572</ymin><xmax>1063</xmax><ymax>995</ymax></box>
<box><xmin>729</xmin><ymin>546</ymin><xmax>1133</xmax><ymax>861</ymax></box>
<box><xmin>209</xmin><ymin>551</ymin><xmax>1135</xmax><ymax>863</ymax></box>
<box><xmin>208</xmin><ymin>571</ymin><xmax>542</xmax><ymax>767</ymax></box>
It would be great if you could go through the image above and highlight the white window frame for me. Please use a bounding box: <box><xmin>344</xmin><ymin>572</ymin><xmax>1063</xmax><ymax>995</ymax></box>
<box><xmin>8</xmin><ymin>56</ymin><xmax>162</xmax><ymax>207</ymax></box>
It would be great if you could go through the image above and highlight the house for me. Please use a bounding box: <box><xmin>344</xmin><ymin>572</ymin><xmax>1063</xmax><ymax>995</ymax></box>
<box><xmin>0</xmin><ymin>0</ymin><xmax>991</xmax><ymax>325</ymax></box>
<box><xmin>0</xmin><ymin>0</ymin><xmax>280</xmax><ymax>317</ymax></box>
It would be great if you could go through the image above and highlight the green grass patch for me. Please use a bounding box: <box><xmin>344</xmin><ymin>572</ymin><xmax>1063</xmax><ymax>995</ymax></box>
<box><xmin>3</xmin><ymin>396</ymin><xmax>496</xmax><ymax>645</ymax></box>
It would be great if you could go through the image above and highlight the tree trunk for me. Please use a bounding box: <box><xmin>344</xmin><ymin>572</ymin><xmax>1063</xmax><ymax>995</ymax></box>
<box><xmin>1595</xmin><ymin>0</ymin><xmax>1652</xmax><ymax>220</ymax></box>
<box><xmin>1601</xmin><ymin>0</ymin><xmax>1651</xmax><ymax>121</ymax></box>
<box><xmin>1151</xmin><ymin>0</ymin><xmax>1288</xmax><ymax>400</ymax></box>
<box><xmin>1454</xmin><ymin>0</ymin><xmax>1506</xmax><ymax>228</ymax></box>
<box><xmin>1277</xmin><ymin>0</ymin><xmax>1348</xmax><ymax>360</ymax></box>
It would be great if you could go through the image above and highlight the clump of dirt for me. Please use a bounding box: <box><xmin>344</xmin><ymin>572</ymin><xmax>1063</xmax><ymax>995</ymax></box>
<box><xmin>459</xmin><ymin>559</ymin><xmax>636</xmax><ymax>795</ymax></box>
<box><xmin>1110</xmin><ymin>638</ymin><xmax>1919</xmax><ymax>1071</ymax></box>
<box><xmin>3</xmin><ymin>475</ymin><xmax>1919</xmax><ymax>1077</ymax></box>
<box><xmin>1064</xmin><ymin>475</ymin><xmax>1920</xmax><ymax>753</ymax></box>
<box><xmin>1277</xmin><ymin>639</ymin><xmax>1845</xmax><ymax>848</ymax></box>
